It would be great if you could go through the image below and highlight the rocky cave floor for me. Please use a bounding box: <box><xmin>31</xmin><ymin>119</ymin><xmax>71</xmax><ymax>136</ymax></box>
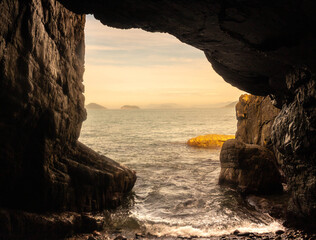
<box><xmin>67</xmin><ymin>229</ymin><xmax>316</xmax><ymax>240</ymax></box>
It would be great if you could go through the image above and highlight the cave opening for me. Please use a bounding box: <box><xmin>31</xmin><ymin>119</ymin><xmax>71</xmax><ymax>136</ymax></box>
<box><xmin>1</xmin><ymin>1</ymin><xmax>316</xmax><ymax>238</ymax></box>
<box><xmin>78</xmin><ymin>15</ymin><xmax>283</xmax><ymax>237</ymax></box>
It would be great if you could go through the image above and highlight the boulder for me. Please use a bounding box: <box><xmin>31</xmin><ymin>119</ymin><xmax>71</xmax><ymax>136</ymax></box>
<box><xmin>219</xmin><ymin>139</ymin><xmax>283</xmax><ymax>194</ymax></box>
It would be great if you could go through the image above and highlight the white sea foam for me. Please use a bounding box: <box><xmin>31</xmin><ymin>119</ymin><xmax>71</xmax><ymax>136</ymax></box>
<box><xmin>81</xmin><ymin>108</ymin><xmax>285</xmax><ymax>237</ymax></box>
<box><xmin>143</xmin><ymin>221</ymin><xmax>285</xmax><ymax>237</ymax></box>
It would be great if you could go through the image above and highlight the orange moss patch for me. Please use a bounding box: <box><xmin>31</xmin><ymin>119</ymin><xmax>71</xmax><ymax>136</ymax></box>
<box><xmin>187</xmin><ymin>134</ymin><xmax>235</xmax><ymax>148</ymax></box>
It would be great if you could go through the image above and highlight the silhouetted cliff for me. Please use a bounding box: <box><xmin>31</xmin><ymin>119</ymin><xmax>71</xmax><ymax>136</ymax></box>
<box><xmin>0</xmin><ymin>0</ymin><xmax>135</xmax><ymax>216</ymax></box>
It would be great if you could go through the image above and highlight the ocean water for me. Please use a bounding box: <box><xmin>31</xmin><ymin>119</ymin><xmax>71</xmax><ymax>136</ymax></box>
<box><xmin>79</xmin><ymin>108</ymin><xmax>283</xmax><ymax>237</ymax></box>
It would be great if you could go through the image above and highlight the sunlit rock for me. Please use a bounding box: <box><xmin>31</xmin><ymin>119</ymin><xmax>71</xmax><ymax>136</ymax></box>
<box><xmin>236</xmin><ymin>94</ymin><xmax>280</xmax><ymax>149</ymax></box>
<box><xmin>187</xmin><ymin>134</ymin><xmax>235</xmax><ymax>148</ymax></box>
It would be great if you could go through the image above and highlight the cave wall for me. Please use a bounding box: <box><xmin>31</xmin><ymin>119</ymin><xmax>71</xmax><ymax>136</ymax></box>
<box><xmin>0</xmin><ymin>0</ymin><xmax>85</xmax><ymax>210</ymax></box>
<box><xmin>272</xmin><ymin>68</ymin><xmax>316</xmax><ymax>228</ymax></box>
<box><xmin>0</xmin><ymin>0</ymin><xmax>136</xmax><ymax>212</ymax></box>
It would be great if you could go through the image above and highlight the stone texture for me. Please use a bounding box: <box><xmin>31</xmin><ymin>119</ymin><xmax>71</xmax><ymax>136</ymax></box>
<box><xmin>219</xmin><ymin>139</ymin><xmax>283</xmax><ymax>194</ymax></box>
<box><xmin>271</xmin><ymin>68</ymin><xmax>316</xmax><ymax>230</ymax></box>
<box><xmin>0</xmin><ymin>0</ymin><xmax>136</xmax><ymax>213</ymax></box>
<box><xmin>219</xmin><ymin>94</ymin><xmax>283</xmax><ymax>195</ymax></box>
<box><xmin>235</xmin><ymin>94</ymin><xmax>280</xmax><ymax>149</ymax></box>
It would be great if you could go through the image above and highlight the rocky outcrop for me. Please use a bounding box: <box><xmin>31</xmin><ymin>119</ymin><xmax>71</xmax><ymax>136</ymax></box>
<box><xmin>219</xmin><ymin>95</ymin><xmax>283</xmax><ymax>195</ymax></box>
<box><xmin>187</xmin><ymin>134</ymin><xmax>235</xmax><ymax>148</ymax></box>
<box><xmin>235</xmin><ymin>95</ymin><xmax>280</xmax><ymax>149</ymax></box>
<box><xmin>0</xmin><ymin>0</ymin><xmax>136</xmax><ymax>215</ymax></box>
<box><xmin>219</xmin><ymin>139</ymin><xmax>283</xmax><ymax>194</ymax></box>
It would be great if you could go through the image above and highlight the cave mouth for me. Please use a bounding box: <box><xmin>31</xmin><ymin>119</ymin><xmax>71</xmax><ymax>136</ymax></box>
<box><xmin>78</xmin><ymin>16</ymin><xmax>284</xmax><ymax>237</ymax></box>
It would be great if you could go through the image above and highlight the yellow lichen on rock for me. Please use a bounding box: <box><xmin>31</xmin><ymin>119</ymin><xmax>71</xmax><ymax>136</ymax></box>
<box><xmin>240</xmin><ymin>94</ymin><xmax>250</xmax><ymax>103</ymax></box>
<box><xmin>187</xmin><ymin>134</ymin><xmax>235</xmax><ymax>148</ymax></box>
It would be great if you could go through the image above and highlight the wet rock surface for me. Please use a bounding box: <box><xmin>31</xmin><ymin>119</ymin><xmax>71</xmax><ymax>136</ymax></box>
<box><xmin>219</xmin><ymin>139</ymin><xmax>283</xmax><ymax>194</ymax></box>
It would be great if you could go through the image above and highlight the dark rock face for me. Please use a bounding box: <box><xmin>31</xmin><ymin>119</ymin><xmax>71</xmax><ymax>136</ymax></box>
<box><xmin>271</xmin><ymin>68</ymin><xmax>316</xmax><ymax>229</ymax></box>
<box><xmin>219</xmin><ymin>139</ymin><xmax>283</xmax><ymax>194</ymax></box>
<box><xmin>0</xmin><ymin>0</ymin><xmax>136</xmax><ymax>213</ymax></box>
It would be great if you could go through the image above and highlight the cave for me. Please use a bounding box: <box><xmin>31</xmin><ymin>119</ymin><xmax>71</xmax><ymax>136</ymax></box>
<box><xmin>0</xmin><ymin>0</ymin><xmax>316</xmax><ymax>238</ymax></box>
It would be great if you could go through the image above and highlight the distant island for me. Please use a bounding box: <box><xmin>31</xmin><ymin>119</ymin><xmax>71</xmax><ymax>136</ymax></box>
<box><xmin>222</xmin><ymin>101</ymin><xmax>238</xmax><ymax>108</ymax></box>
<box><xmin>85</xmin><ymin>103</ymin><xmax>107</xmax><ymax>109</ymax></box>
<box><xmin>146</xmin><ymin>103</ymin><xmax>181</xmax><ymax>109</ymax></box>
<box><xmin>121</xmin><ymin>105</ymin><xmax>140</xmax><ymax>110</ymax></box>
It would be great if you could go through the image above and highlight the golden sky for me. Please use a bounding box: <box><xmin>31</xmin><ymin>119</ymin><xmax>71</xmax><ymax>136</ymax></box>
<box><xmin>83</xmin><ymin>15</ymin><xmax>245</xmax><ymax>109</ymax></box>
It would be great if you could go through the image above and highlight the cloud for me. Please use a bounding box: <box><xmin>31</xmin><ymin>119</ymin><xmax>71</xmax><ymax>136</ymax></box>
<box><xmin>85</xmin><ymin>15</ymin><xmax>204</xmax><ymax>67</ymax></box>
<box><xmin>83</xmin><ymin>15</ymin><xmax>245</xmax><ymax>108</ymax></box>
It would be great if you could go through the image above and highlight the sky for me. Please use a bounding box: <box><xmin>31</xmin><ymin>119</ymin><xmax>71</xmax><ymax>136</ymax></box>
<box><xmin>83</xmin><ymin>15</ymin><xmax>244</xmax><ymax>109</ymax></box>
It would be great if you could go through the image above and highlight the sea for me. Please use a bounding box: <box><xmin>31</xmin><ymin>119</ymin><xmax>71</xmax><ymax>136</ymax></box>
<box><xmin>79</xmin><ymin>108</ymin><xmax>284</xmax><ymax>237</ymax></box>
